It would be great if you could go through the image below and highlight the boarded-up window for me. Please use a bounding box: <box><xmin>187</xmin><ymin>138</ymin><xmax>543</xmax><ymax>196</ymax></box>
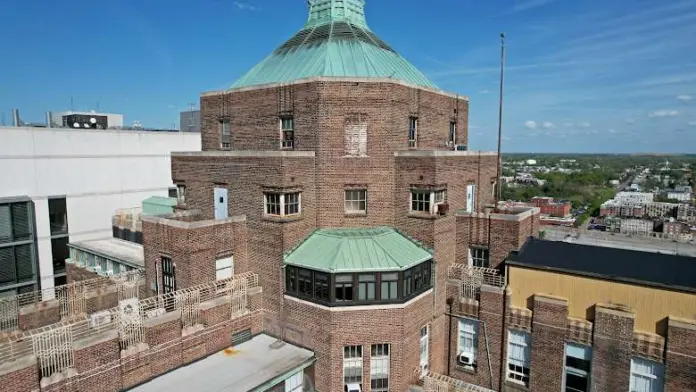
<box><xmin>345</xmin><ymin>116</ymin><xmax>367</xmax><ymax>157</ymax></box>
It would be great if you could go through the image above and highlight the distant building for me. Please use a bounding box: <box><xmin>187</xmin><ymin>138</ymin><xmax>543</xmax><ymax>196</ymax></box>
<box><xmin>609</xmin><ymin>179</ymin><xmax>620</xmax><ymax>186</ymax></box>
<box><xmin>526</xmin><ymin>159</ymin><xmax>537</xmax><ymax>165</ymax></box>
<box><xmin>531</xmin><ymin>196</ymin><xmax>572</xmax><ymax>218</ymax></box>
<box><xmin>179</xmin><ymin>109</ymin><xmax>201</xmax><ymax>133</ymax></box>
<box><xmin>49</xmin><ymin>110</ymin><xmax>124</xmax><ymax>129</ymax></box>
<box><xmin>667</xmin><ymin>191</ymin><xmax>691</xmax><ymax>203</ymax></box>
<box><xmin>620</xmin><ymin>218</ymin><xmax>654</xmax><ymax>236</ymax></box>
<box><xmin>615</xmin><ymin>191</ymin><xmax>654</xmax><ymax>204</ymax></box>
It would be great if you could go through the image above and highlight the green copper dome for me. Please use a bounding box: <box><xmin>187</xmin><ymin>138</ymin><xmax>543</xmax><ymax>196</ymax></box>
<box><xmin>231</xmin><ymin>0</ymin><xmax>437</xmax><ymax>89</ymax></box>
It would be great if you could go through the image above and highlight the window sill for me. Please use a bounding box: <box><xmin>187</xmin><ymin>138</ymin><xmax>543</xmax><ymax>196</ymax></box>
<box><xmin>408</xmin><ymin>212</ymin><xmax>438</xmax><ymax>220</ymax></box>
<box><xmin>345</xmin><ymin>212</ymin><xmax>367</xmax><ymax>218</ymax></box>
<box><xmin>342</xmin><ymin>155</ymin><xmax>369</xmax><ymax>158</ymax></box>
<box><xmin>455</xmin><ymin>364</ymin><xmax>477</xmax><ymax>374</ymax></box>
<box><xmin>504</xmin><ymin>380</ymin><xmax>530</xmax><ymax>391</ymax></box>
<box><xmin>280</xmin><ymin>146</ymin><xmax>295</xmax><ymax>151</ymax></box>
<box><xmin>262</xmin><ymin>214</ymin><xmax>303</xmax><ymax>223</ymax></box>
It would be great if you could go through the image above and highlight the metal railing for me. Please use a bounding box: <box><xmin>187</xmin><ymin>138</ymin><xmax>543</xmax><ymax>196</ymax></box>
<box><xmin>448</xmin><ymin>264</ymin><xmax>505</xmax><ymax>300</ymax></box>
<box><xmin>0</xmin><ymin>269</ymin><xmax>145</xmax><ymax>333</ymax></box>
<box><xmin>423</xmin><ymin>373</ymin><xmax>496</xmax><ymax>392</ymax></box>
<box><xmin>0</xmin><ymin>272</ymin><xmax>259</xmax><ymax>372</ymax></box>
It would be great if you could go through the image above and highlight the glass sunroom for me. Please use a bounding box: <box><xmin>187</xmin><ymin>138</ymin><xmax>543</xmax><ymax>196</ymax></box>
<box><xmin>284</xmin><ymin>227</ymin><xmax>434</xmax><ymax>306</ymax></box>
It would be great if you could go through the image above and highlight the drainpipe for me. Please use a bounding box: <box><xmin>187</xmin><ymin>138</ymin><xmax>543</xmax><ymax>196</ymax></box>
<box><xmin>445</xmin><ymin>297</ymin><xmax>454</xmax><ymax>375</ymax></box>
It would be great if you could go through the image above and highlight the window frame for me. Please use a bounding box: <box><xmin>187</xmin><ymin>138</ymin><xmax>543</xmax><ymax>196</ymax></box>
<box><xmin>343</xmin><ymin>345</ymin><xmax>363</xmax><ymax>386</ymax></box>
<box><xmin>357</xmin><ymin>274</ymin><xmax>375</xmax><ymax>301</ymax></box>
<box><xmin>280</xmin><ymin>117</ymin><xmax>295</xmax><ymax>149</ymax></box>
<box><xmin>215</xmin><ymin>256</ymin><xmax>234</xmax><ymax>281</ymax></box>
<box><xmin>344</xmin><ymin>189</ymin><xmax>367</xmax><ymax>214</ymax></box>
<box><xmin>457</xmin><ymin>318</ymin><xmax>479</xmax><ymax>368</ymax></box>
<box><xmin>370</xmin><ymin>344</ymin><xmax>390</xmax><ymax>392</ymax></box>
<box><xmin>420</xmin><ymin>325</ymin><xmax>429</xmax><ymax>376</ymax></box>
<box><xmin>380</xmin><ymin>272</ymin><xmax>398</xmax><ymax>300</ymax></box>
<box><xmin>629</xmin><ymin>357</ymin><xmax>664</xmax><ymax>392</ymax></box>
<box><xmin>449</xmin><ymin>121</ymin><xmax>457</xmax><ymax>144</ymax></box>
<box><xmin>264</xmin><ymin>192</ymin><xmax>302</xmax><ymax>217</ymax></box>
<box><xmin>506</xmin><ymin>329</ymin><xmax>531</xmax><ymax>386</ymax></box>
<box><xmin>408</xmin><ymin>117</ymin><xmax>418</xmax><ymax>148</ymax></box>
<box><xmin>285</xmin><ymin>370</ymin><xmax>303</xmax><ymax>392</ymax></box>
<box><xmin>410</xmin><ymin>189</ymin><xmax>447</xmax><ymax>215</ymax></box>
<box><xmin>470</xmin><ymin>246</ymin><xmax>490</xmax><ymax>268</ymax></box>
<box><xmin>176</xmin><ymin>184</ymin><xmax>186</xmax><ymax>205</ymax></box>
<box><xmin>335</xmin><ymin>274</ymin><xmax>354</xmax><ymax>302</ymax></box>
<box><xmin>220</xmin><ymin>119</ymin><xmax>231</xmax><ymax>149</ymax></box>
<box><xmin>564</xmin><ymin>343</ymin><xmax>592</xmax><ymax>392</ymax></box>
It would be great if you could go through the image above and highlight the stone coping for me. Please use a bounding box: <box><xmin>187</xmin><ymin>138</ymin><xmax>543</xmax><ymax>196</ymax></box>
<box><xmin>172</xmin><ymin>150</ymin><xmax>315</xmax><ymax>158</ymax></box>
<box><xmin>458</xmin><ymin>206</ymin><xmax>540</xmax><ymax>222</ymax></box>
<box><xmin>140</xmin><ymin>213</ymin><xmax>246</xmax><ymax>229</ymax></box>
<box><xmin>394</xmin><ymin>150</ymin><xmax>497</xmax><ymax>158</ymax></box>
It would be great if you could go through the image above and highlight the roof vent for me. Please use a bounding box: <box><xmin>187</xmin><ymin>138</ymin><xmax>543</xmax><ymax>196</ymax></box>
<box><xmin>306</xmin><ymin>0</ymin><xmax>368</xmax><ymax>29</ymax></box>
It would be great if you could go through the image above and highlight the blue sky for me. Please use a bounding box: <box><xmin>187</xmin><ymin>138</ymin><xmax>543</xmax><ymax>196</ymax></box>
<box><xmin>1</xmin><ymin>0</ymin><xmax>695</xmax><ymax>153</ymax></box>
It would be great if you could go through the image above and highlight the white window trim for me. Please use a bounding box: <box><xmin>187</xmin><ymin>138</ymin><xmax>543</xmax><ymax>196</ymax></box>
<box><xmin>280</xmin><ymin>117</ymin><xmax>294</xmax><ymax>149</ymax></box>
<box><xmin>506</xmin><ymin>329</ymin><xmax>531</xmax><ymax>386</ymax></box>
<box><xmin>264</xmin><ymin>192</ymin><xmax>302</xmax><ymax>217</ymax></box>
<box><xmin>410</xmin><ymin>190</ymin><xmax>447</xmax><ymax>215</ymax></box>
<box><xmin>409</xmin><ymin>117</ymin><xmax>418</xmax><ymax>148</ymax></box>
<box><xmin>466</xmin><ymin>184</ymin><xmax>476</xmax><ymax>213</ymax></box>
<box><xmin>420</xmin><ymin>325</ymin><xmax>429</xmax><ymax>376</ymax></box>
<box><xmin>215</xmin><ymin>256</ymin><xmax>234</xmax><ymax>281</ymax></box>
<box><xmin>343</xmin><ymin>345</ymin><xmax>363</xmax><ymax>386</ymax></box>
<box><xmin>449</xmin><ymin>121</ymin><xmax>457</xmax><ymax>145</ymax></box>
<box><xmin>563</xmin><ymin>343</ymin><xmax>592</xmax><ymax>392</ymax></box>
<box><xmin>630</xmin><ymin>357</ymin><xmax>664</xmax><ymax>392</ymax></box>
<box><xmin>457</xmin><ymin>318</ymin><xmax>478</xmax><ymax>368</ymax></box>
<box><xmin>370</xmin><ymin>344</ymin><xmax>390</xmax><ymax>392</ymax></box>
<box><xmin>344</xmin><ymin>189</ymin><xmax>367</xmax><ymax>214</ymax></box>
<box><xmin>285</xmin><ymin>370</ymin><xmax>303</xmax><ymax>392</ymax></box>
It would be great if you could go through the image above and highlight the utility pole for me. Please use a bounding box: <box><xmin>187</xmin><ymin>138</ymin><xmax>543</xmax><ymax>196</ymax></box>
<box><xmin>495</xmin><ymin>33</ymin><xmax>507</xmax><ymax>205</ymax></box>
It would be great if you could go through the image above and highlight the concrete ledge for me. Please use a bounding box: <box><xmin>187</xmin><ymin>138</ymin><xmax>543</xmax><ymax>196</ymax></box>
<box><xmin>74</xmin><ymin>330</ymin><xmax>119</xmax><ymax>350</ymax></box>
<box><xmin>0</xmin><ymin>354</ymin><xmax>36</xmax><ymax>376</ymax></box>
<box><xmin>395</xmin><ymin>150</ymin><xmax>497</xmax><ymax>158</ymax></box>
<box><xmin>172</xmin><ymin>150</ymin><xmax>315</xmax><ymax>158</ymax></box>
<box><xmin>595</xmin><ymin>303</ymin><xmax>635</xmax><ymax>318</ymax></box>
<box><xmin>458</xmin><ymin>206</ymin><xmax>540</xmax><ymax>221</ymax></box>
<box><xmin>144</xmin><ymin>310</ymin><xmax>181</xmax><ymax>327</ymax></box>
<box><xmin>480</xmin><ymin>284</ymin><xmax>505</xmax><ymax>294</ymax></box>
<box><xmin>667</xmin><ymin>316</ymin><xmax>696</xmax><ymax>331</ymax></box>
<box><xmin>141</xmin><ymin>213</ymin><xmax>246</xmax><ymax>229</ymax></box>
<box><xmin>201</xmin><ymin>76</ymin><xmax>467</xmax><ymax>100</ymax></box>
<box><xmin>533</xmin><ymin>293</ymin><xmax>568</xmax><ymax>305</ymax></box>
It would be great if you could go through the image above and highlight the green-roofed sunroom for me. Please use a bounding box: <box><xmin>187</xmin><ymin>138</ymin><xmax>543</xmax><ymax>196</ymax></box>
<box><xmin>231</xmin><ymin>0</ymin><xmax>437</xmax><ymax>89</ymax></box>
<box><xmin>284</xmin><ymin>227</ymin><xmax>434</xmax><ymax>306</ymax></box>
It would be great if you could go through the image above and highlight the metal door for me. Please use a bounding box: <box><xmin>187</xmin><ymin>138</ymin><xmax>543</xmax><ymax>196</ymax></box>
<box><xmin>214</xmin><ymin>187</ymin><xmax>228</xmax><ymax>220</ymax></box>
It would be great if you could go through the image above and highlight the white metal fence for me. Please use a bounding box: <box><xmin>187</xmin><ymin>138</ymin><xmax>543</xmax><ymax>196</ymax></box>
<box><xmin>448</xmin><ymin>264</ymin><xmax>505</xmax><ymax>300</ymax></box>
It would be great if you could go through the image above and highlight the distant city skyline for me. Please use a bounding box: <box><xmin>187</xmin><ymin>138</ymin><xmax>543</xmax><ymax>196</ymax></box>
<box><xmin>0</xmin><ymin>0</ymin><xmax>694</xmax><ymax>152</ymax></box>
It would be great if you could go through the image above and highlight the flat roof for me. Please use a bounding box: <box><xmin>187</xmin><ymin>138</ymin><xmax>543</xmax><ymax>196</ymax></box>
<box><xmin>128</xmin><ymin>334</ymin><xmax>315</xmax><ymax>392</ymax></box>
<box><xmin>68</xmin><ymin>238</ymin><xmax>143</xmax><ymax>267</ymax></box>
<box><xmin>506</xmin><ymin>238</ymin><xmax>696</xmax><ymax>293</ymax></box>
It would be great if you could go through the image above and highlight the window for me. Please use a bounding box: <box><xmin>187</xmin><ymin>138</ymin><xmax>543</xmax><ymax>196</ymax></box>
<box><xmin>220</xmin><ymin>120</ymin><xmax>231</xmax><ymax>149</ymax></box>
<box><xmin>630</xmin><ymin>357</ymin><xmax>664</xmax><ymax>392</ymax></box>
<box><xmin>168</xmin><ymin>188</ymin><xmax>177</xmax><ymax>198</ymax></box>
<box><xmin>345</xmin><ymin>189</ymin><xmax>367</xmax><ymax>214</ymax></box>
<box><xmin>358</xmin><ymin>274</ymin><xmax>375</xmax><ymax>301</ymax></box>
<box><xmin>335</xmin><ymin>274</ymin><xmax>353</xmax><ymax>302</ymax></box>
<box><xmin>281</xmin><ymin>117</ymin><xmax>294</xmax><ymax>149</ymax></box>
<box><xmin>564</xmin><ymin>343</ymin><xmax>591</xmax><ymax>392</ymax></box>
<box><xmin>470</xmin><ymin>247</ymin><xmax>490</xmax><ymax>268</ymax></box>
<box><xmin>0</xmin><ymin>244</ymin><xmax>34</xmax><ymax>285</ymax></box>
<box><xmin>345</xmin><ymin>121</ymin><xmax>367</xmax><ymax>157</ymax></box>
<box><xmin>48</xmin><ymin>198</ymin><xmax>68</xmax><ymax>236</ymax></box>
<box><xmin>380</xmin><ymin>273</ymin><xmax>398</xmax><ymax>300</ymax></box>
<box><xmin>371</xmin><ymin>344</ymin><xmax>390</xmax><ymax>392</ymax></box>
<box><xmin>403</xmin><ymin>269</ymin><xmax>413</xmax><ymax>297</ymax></box>
<box><xmin>449</xmin><ymin>121</ymin><xmax>457</xmax><ymax>144</ymax></box>
<box><xmin>314</xmin><ymin>272</ymin><xmax>329</xmax><ymax>301</ymax></box>
<box><xmin>298</xmin><ymin>269</ymin><xmax>313</xmax><ymax>296</ymax></box>
<box><xmin>423</xmin><ymin>261</ymin><xmax>431</xmax><ymax>287</ymax></box>
<box><xmin>409</xmin><ymin>117</ymin><xmax>418</xmax><ymax>148</ymax></box>
<box><xmin>420</xmin><ymin>326</ymin><xmax>429</xmax><ymax>375</ymax></box>
<box><xmin>285</xmin><ymin>370</ymin><xmax>303</xmax><ymax>392</ymax></box>
<box><xmin>161</xmin><ymin>256</ymin><xmax>176</xmax><ymax>294</ymax></box>
<box><xmin>176</xmin><ymin>185</ymin><xmax>186</xmax><ymax>205</ymax></box>
<box><xmin>343</xmin><ymin>345</ymin><xmax>363</xmax><ymax>386</ymax></box>
<box><xmin>51</xmin><ymin>237</ymin><xmax>69</xmax><ymax>274</ymax></box>
<box><xmin>264</xmin><ymin>192</ymin><xmax>301</xmax><ymax>217</ymax></box>
<box><xmin>507</xmin><ymin>330</ymin><xmax>531</xmax><ymax>386</ymax></box>
<box><xmin>215</xmin><ymin>257</ymin><xmax>234</xmax><ymax>280</ymax></box>
<box><xmin>466</xmin><ymin>184</ymin><xmax>476</xmax><ymax>213</ymax></box>
<box><xmin>410</xmin><ymin>190</ymin><xmax>447</xmax><ymax>214</ymax></box>
<box><xmin>458</xmin><ymin>319</ymin><xmax>478</xmax><ymax>367</ymax></box>
<box><xmin>0</xmin><ymin>202</ymin><xmax>33</xmax><ymax>243</ymax></box>
<box><xmin>286</xmin><ymin>266</ymin><xmax>298</xmax><ymax>292</ymax></box>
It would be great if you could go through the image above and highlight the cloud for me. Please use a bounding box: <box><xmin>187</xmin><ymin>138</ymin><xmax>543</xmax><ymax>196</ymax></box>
<box><xmin>233</xmin><ymin>1</ymin><xmax>257</xmax><ymax>11</ymax></box>
<box><xmin>577</xmin><ymin>122</ymin><xmax>591</xmax><ymax>128</ymax></box>
<box><xmin>608</xmin><ymin>128</ymin><xmax>617</xmax><ymax>134</ymax></box>
<box><xmin>524</xmin><ymin>120</ymin><xmax>537</xmax><ymax>129</ymax></box>
<box><xmin>542</xmin><ymin>122</ymin><xmax>555</xmax><ymax>129</ymax></box>
<box><xmin>562</xmin><ymin>122</ymin><xmax>574</xmax><ymax>127</ymax></box>
<box><xmin>626</xmin><ymin>119</ymin><xmax>635</xmax><ymax>124</ymax></box>
<box><xmin>480</xmin><ymin>90</ymin><xmax>491</xmax><ymax>94</ymax></box>
<box><xmin>648</xmin><ymin>110</ymin><xmax>679</xmax><ymax>118</ymax></box>
<box><xmin>677</xmin><ymin>94</ymin><xmax>693</xmax><ymax>101</ymax></box>
<box><xmin>689</xmin><ymin>121</ymin><xmax>696</xmax><ymax>126</ymax></box>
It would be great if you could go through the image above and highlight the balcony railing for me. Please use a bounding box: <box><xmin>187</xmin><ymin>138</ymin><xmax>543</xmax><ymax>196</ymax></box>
<box><xmin>448</xmin><ymin>264</ymin><xmax>505</xmax><ymax>300</ymax></box>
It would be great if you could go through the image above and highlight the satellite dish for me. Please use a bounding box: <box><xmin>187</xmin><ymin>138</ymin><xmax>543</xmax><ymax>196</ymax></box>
<box><xmin>73</xmin><ymin>122</ymin><xmax>80</xmax><ymax>128</ymax></box>
<box><xmin>84</xmin><ymin>123</ymin><xmax>90</xmax><ymax>128</ymax></box>
<box><xmin>90</xmin><ymin>117</ymin><xmax>97</xmax><ymax>124</ymax></box>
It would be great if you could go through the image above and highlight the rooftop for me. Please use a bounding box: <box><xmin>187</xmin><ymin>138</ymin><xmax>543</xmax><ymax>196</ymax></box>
<box><xmin>231</xmin><ymin>0</ymin><xmax>437</xmax><ymax>89</ymax></box>
<box><xmin>128</xmin><ymin>334</ymin><xmax>315</xmax><ymax>392</ymax></box>
<box><xmin>506</xmin><ymin>238</ymin><xmax>696</xmax><ymax>293</ymax></box>
<box><xmin>284</xmin><ymin>227</ymin><xmax>432</xmax><ymax>273</ymax></box>
<box><xmin>68</xmin><ymin>238</ymin><xmax>144</xmax><ymax>268</ymax></box>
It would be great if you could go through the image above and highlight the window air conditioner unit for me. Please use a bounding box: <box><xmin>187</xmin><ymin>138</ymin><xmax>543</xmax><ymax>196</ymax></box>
<box><xmin>455</xmin><ymin>144</ymin><xmax>468</xmax><ymax>151</ymax></box>
<box><xmin>345</xmin><ymin>383</ymin><xmax>362</xmax><ymax>392</ymax></box>
<box><xmin>457</xmin><ymin>353</ymin><xmax>473</xmax><ymax>366</ymax></box>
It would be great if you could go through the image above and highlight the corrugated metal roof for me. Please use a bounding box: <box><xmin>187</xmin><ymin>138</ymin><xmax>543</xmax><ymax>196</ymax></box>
<box><xmin>284</xmin><ymin>227</ymin><xmax>433</xmax><ymax>273</ymax></box>
<box><xmin>231</xmin><ymin>0</ymin><xmax>437</xmax><ymax>89</ymax></box>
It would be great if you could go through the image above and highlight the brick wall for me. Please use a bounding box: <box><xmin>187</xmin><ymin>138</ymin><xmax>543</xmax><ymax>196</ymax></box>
<box><xmin>66</xmin><ymin>263</ymin><xmax>100</xmax><ymax>283</ymax></box>
<box><xmin>529</xmin><ymin>295</ymin><xmax>568</xmax><ymax>392</ymax></box>
<box><xmin>665</xmin><ymin>318</ymin><xmax>696</xmax><ymax>391</ymax></box>
<box><xmin>590</xmin><ymin>305</ymin><xmax>635</xmax><ymax>391</ymax></box>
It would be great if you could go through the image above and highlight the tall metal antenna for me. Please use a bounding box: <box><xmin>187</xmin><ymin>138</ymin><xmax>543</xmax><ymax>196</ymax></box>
<box><xmin>495</xmin><ymin>33</ymin><xmax>507</xmax><ymax>205</ymax></box>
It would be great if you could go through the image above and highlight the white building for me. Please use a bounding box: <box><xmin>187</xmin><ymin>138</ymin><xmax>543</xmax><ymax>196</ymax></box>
<box><xmin>0</xmin><ymin>126</ymin><xmax>200</xmax><ymax>295</ymax></box>
<box><xmin>615</xmin><ymin>191</ymin><xmax>654</xmax><ymax>205</ymax></box>
<box><xmin>667</xmin><ymin>191</ymin><xmax>691</xmax><ymax>203</ymax></box>
<box><xmin>525</xmin><ymin>159</ymin><xmax>537</xmax><ymax>165</ymax></box>
<box><xmin>620</xmin><ymin>219</ymin><xmax>655</xmax><ymax>236</ymax></box>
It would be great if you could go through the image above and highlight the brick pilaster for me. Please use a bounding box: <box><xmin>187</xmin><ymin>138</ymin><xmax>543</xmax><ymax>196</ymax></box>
<box><xmin>529</xmin><ymin>295</ymin><xmax>568</xmax><ymax>392</ymax></box>
<box><xmin>590</xmin><ymin>304</ymin><xmax>635</xmax><ymax>392</ymax></box>
<box><xmin>665</xmin><ymin>317</ymin><xmax>696</xmax><ymax>391</ymax></box>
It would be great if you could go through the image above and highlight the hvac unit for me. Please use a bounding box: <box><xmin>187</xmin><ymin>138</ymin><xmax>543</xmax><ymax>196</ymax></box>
<box><xmin>457</xmin><ymin>353</ymin><xmax>474</xmax><ymax>366</ymax></box>
<box><xmin>345</xmin><ymin>383</ymin><xmax>362</xmax><ymax>392</ymax></box>
<box><xmin>455</xmin><ymin>144</ymin><xmax>468</xmax><ymax>151</ymax></box>
<box><xmin>63</xmin><ymin>114</ymin><xmax>108</xmax><ymax>129</ymax></box>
